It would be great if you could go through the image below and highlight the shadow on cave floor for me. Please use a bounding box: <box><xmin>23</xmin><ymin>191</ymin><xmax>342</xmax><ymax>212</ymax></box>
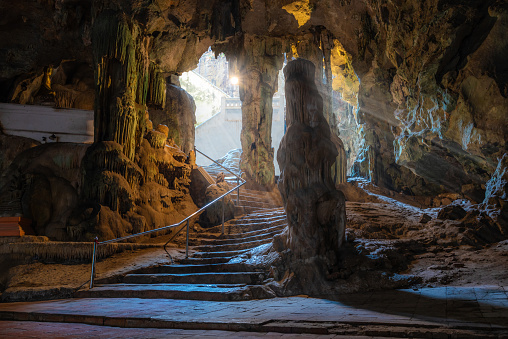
<box><xmin>314</xmin><ymin>286</ymin><xmax>508</xmax><ymax>327</ymax></box>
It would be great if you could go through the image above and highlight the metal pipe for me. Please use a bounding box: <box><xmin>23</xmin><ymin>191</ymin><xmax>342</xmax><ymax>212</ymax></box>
<box><xmin>194</xmin><ymin>147</ymin><xmax>244</xmax><ymax>181</ymax></box>
<box><xmin>185</xmin><ymin>219</ymin><xmax>190</xmax><ymax>259</ymax></box>
<box><xmin>236</xmin><ymin>177</ymin><xmax>240</xmax><ymax>205</ymax></box>
<box><xmin>222</xmin><ymin>197</ymin><xmax>225</xmax><ymax>234</ymax></box>
<box><xmin>162</xmin><ymin>181</ymin><xmax>246</xmax><ymax>248</ymax></box>
<box><xmin>89</xmin><ymin>238</ymin><xmax>97</xmax><ymax>289</ymax></box>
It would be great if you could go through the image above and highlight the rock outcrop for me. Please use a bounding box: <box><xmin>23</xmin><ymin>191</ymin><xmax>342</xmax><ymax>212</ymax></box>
<box><xmin>199</xmin><ymin>182</ymin><xmax>235</xmax><ymax>227</ymax></box>
<box><xmin>150</xmin><ymin>80</ymin><xmax>196</xmax><ymax>154</ymax></box>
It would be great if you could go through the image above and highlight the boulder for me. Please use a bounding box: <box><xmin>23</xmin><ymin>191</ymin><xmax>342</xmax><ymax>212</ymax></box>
<box><xmin>199</xmin><ymin>182</ymin><xmax>234</xmax><ymax>227</ymax></box>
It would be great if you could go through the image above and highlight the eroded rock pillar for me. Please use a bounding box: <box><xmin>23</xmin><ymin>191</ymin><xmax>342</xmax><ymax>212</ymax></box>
<box><xmin>237</xmin><ymin>35</ymin><xmax>284</xmax><ymax>187</ymax></box>
<box><xmin>277</xmin><ymin>58</ymin><xmax>346</xmax><ymax>268</ymax></box>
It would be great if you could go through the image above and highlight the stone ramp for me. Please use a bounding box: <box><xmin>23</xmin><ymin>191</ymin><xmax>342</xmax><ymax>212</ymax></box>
<box><xmin>2</xmin><ymin>287</ymin><xmax>508</xmax><ymax>338</ymax></box>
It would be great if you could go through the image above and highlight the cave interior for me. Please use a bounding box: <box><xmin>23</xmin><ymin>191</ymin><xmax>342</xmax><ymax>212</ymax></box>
<box><xmin>0</xmin><ymin>0</ymin><xmax>507</xmax><ymax>329</ymax></box>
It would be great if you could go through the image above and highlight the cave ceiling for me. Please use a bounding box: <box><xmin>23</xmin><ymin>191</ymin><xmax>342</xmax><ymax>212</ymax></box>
<box><xmin>1</xmin><ymin>0</ymin><xmax>506</xmax><ymax>197</ymax></box>
<box><xmin>0</xmin><ymin>0</ymin><xmax>369</xmax><ymax>78</ymax></box>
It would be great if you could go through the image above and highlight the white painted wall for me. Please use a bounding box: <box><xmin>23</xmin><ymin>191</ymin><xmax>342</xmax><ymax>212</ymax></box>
<box><xmin>195</xmin><ymin>95</ymin><xmax>285</xmax><ymax>175</ymax></box>
<box><xmin>180</xmin><ymin>71</ymin><xmax>229</xmax><ymax>125</ymax></box>
<box><xmin>0</xmin><ymin>103</ymin><xmax>93</xmax><ymax>143</ymax></box>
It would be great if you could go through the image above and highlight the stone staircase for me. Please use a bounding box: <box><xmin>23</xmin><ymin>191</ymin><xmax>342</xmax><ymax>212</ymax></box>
<box><xmin>77</xmin><ymin>193</ymin><xmax>286</xmax><ymax>301</ymax></box>
<box><xmin>203</xmin><ymin>159</ymin><xmax>282</xmax><ymax>215</ymax></box>
<box><xmin>76</xmin><ymin>150</ymin><xmax>287</xmax><ymax>301</ymax></box>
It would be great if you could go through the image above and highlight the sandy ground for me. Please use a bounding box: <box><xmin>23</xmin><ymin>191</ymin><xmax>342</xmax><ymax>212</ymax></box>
<box><xmin>0</xmin><ymin>244</ymin><xmax>194</xmax><ymax>300</ymax></box>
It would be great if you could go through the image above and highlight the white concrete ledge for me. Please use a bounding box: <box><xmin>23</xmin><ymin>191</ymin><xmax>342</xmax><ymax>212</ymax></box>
<box><xmin>0</xmin><ymin>103</ymin><xmax>93</xmax><ymax>143</ymax></box>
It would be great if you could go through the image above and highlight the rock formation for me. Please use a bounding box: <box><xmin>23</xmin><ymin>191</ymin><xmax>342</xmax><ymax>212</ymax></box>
<box><xmin>199</xmin><ymin>181</ymin><xmax>235</xmax><ymax>228</ymax></box>
<box><xmin>277</xmin><ymin>59</ymin><xmax>346</xmax><ymax>290</ymax></box>
<box><xmin>0</xmin><ymin>143</ymin><xmax>88</xmax><ymax>239</ymax></box>
<box><xmin>9</xmin><ymin>61</ymin><xmax>95</xmax><ymax>110</ymax></box>
<box><xmin>150</xmin><ymin>78</ymin><xmax>196</xmax><ymax>154</ymax></box>
<box><xmin>231</xmin><ymin>35</ymin><xmax>285</xmax><ymax>188</ymax></box>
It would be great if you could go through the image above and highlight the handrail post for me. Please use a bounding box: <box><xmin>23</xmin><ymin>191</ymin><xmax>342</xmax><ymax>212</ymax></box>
<box><xmin>89</xmin><ymin>237</ymin><xmax>98</xmax><ymax>289</ymax></box>
<box><xmin>222</xmin><ymin>197</ymin><xmax>225</xmax><ymax>234</ymax></box>
<box><xmin>236</xmin><ymin>177</ymin><xmax>240</xmax><ymax>205</ymax></box>
<box><xmin>185</xmin><ymin>219</ymin><xmax>190</xmax><ymax>259</ymax></box>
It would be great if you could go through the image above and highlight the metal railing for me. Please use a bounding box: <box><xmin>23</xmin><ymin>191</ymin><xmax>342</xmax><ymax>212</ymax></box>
<box><xmin>89</xmin><ymin>147</ymin><xmax>245</xmax><ymax>289</ymax></box>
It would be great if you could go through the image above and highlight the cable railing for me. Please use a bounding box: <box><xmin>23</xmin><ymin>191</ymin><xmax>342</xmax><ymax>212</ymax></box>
<box><xmin>89</xmin><ymin>147</ymin><xmax>245</xmax><ymax>289</ymax></box>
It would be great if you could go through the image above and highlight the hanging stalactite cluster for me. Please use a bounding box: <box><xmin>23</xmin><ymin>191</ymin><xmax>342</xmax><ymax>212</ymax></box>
<box><xmin>74</xmin><ymin>8</ymin><xmax>195</xmax><ymax>241</ymax></box>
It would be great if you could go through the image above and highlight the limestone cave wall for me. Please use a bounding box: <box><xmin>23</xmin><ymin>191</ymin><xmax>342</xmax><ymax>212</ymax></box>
<box><xmin>349</xmin><ymin>0</ymin><xmax>507</xmax><ymax>202</ymax></box>
<box><xmin>0</xmin><ymin>0</ymin><xmax>506</xmax><ymax>241</ymax></box>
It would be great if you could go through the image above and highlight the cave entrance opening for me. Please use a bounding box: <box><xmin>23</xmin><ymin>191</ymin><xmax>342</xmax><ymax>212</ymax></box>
<box><xmin>181</xmin><ymin>49</ymin><xmax>286</xmax><ymax>176</ymax></box>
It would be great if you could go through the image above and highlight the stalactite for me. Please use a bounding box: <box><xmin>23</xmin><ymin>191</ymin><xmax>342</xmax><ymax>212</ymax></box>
<box><xmin>147</xmin><ymin>63</ymin><xmax>166</xmax><ymax>108</ymax></box>
<box><xmin>91</xmin><ymin>10</ymin><xmax>149</xmax><ymax>161</ymax></box>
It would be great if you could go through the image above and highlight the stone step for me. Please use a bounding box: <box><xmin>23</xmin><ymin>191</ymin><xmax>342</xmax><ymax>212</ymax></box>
<box><xmin>185</xmin><ymin>226</ymin><xmax>285</xmax><ymax>247</ymax></box>
<box><xmin>234</xmin><ymin>199</ymin><xmax>277</xmax><ymax>208</ymax></box>
<box><xmin>204</xmin><ymin>218</ymin><xmax>286</xmax><ymax>235</ymax></box>
<box><xmin>197</xmin><ymin>226</ymin><xmax>285</xmax><ymax>245</ymax></box>
<box><xmin>233</xmin><ymin>208</ymin><xmax>285</xmax><ymax>218</ymax></box>
<box><xmin>135</xmin><ymin>263</ymin><xmax>261</xmax><ymax>274</ymax></box>
<box><xmin>237</xmin><ymin>191</ymin><xmax>278</xmax><ymax>200</ymax></box>
<box><xmin>76</xmin><ymin>283</ymin><xmax>252</xmax><ymax>301</ymax></box>
<box><xmin>123</xmin><ymin>272</ymin><xmax>265</xmax><ymax>285</ymax></box>
<box><xmin>172</xmin><ymin>215</ymin><xmax>285</xmax><ymax>242</ymax></box>
<box><xmin>193</xmin><ymin>238</ymin><xmax>273</xmax><ymax>252</ymax></box>
<box><xmin>178</xmin><ymin>257</ymin><xmax>232</xmax><ymax>265</ymax></box>
<box><xmin>192</xmin><ymin>249</ymin><xmax>248</xmax><ymax>258</ymax></box>
<box><xmin>234</xmin><ymin>205</ymin><xmax>270</xmax><ymax>215</ymax></box>
<box><xmin>227</xmin><ymin>214</ymin><xmax>286</xmax><ymax>226</ymax></box>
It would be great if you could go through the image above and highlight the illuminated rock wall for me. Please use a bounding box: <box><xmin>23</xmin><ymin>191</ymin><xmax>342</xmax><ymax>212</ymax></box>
<box><xmin>236</xmin><ymin>35</ymin><xmax>285</xmax><ymax>187</ymax></box>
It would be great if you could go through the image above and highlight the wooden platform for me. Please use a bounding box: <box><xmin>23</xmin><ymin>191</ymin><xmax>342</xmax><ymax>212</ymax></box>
<box><xmin>0</xmin><ymin>217</ymin><xmax>34</xmax><ymax>236</ymax></box>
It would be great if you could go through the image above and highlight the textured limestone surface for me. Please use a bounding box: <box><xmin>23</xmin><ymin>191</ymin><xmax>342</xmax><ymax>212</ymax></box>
<box><xmin>232</xmin><ymin>35</ymin><xmax>285</xmax><ymax>188</ymax></box>
<box><xmin>198</xmin><ymin>181</ymin><xmax>235</xmax><ymax>227</ymax></box>
<box><xmin>150</xmin><ymin>81</ymin><xmax>196</xmax><ymax>155</ymax></box>
<box><xmin>1</xmin><ymin>0</ymin><xmax>505</xmax><ymax>196</ymax></box>
<box><xmin>276</xmin><ymin>59</ymin><xmax>346</xmax><ymax>293</ymax></box>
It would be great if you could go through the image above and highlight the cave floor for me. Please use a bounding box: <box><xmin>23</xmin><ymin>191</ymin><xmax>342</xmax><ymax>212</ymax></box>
<box><xmin>0</xmin><ymin>285</ymin><xmax>507</xmax><ymax>338</ymax></box>
<box><xmin>2</xmin><ymin>180</ymin><xmax>508</xmax><ymax>337</ymax></box>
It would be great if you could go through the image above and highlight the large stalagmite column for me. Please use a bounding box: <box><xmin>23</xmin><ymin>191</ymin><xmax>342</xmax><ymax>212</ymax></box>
<box><xmin>293</xmin><ymin>32</ymin><xmax>347</xmax><ymax>185</ymax></box>
<box><xmin>237</xmin><ymin>35</ymin><xmax>284</xmax><ymax>187</ymax></box>
<box><xmin>277</xmin><ymin>58</ymin><xmax>346</xmax><ymax>269</ymax></box>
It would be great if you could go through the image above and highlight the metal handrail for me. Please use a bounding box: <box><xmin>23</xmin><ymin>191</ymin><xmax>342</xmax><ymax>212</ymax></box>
<box><xmin>161</xmin><ymin>181</ymin><xmax>246</xmax><ymax>255</ymax></box>
<box><xmin>194</xmin><ymin>147</ymin><xmax>243</xmax><ymax>206</ymax></box>
<box><xmin>195</xmin><ymin>147</ymin><xmax>242</xmax><ymax>181</ymax></box>
<box><xmin>89</xmin><ymin>149</ymin><xmax>246</xmax><ymax>289</ymax></box>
